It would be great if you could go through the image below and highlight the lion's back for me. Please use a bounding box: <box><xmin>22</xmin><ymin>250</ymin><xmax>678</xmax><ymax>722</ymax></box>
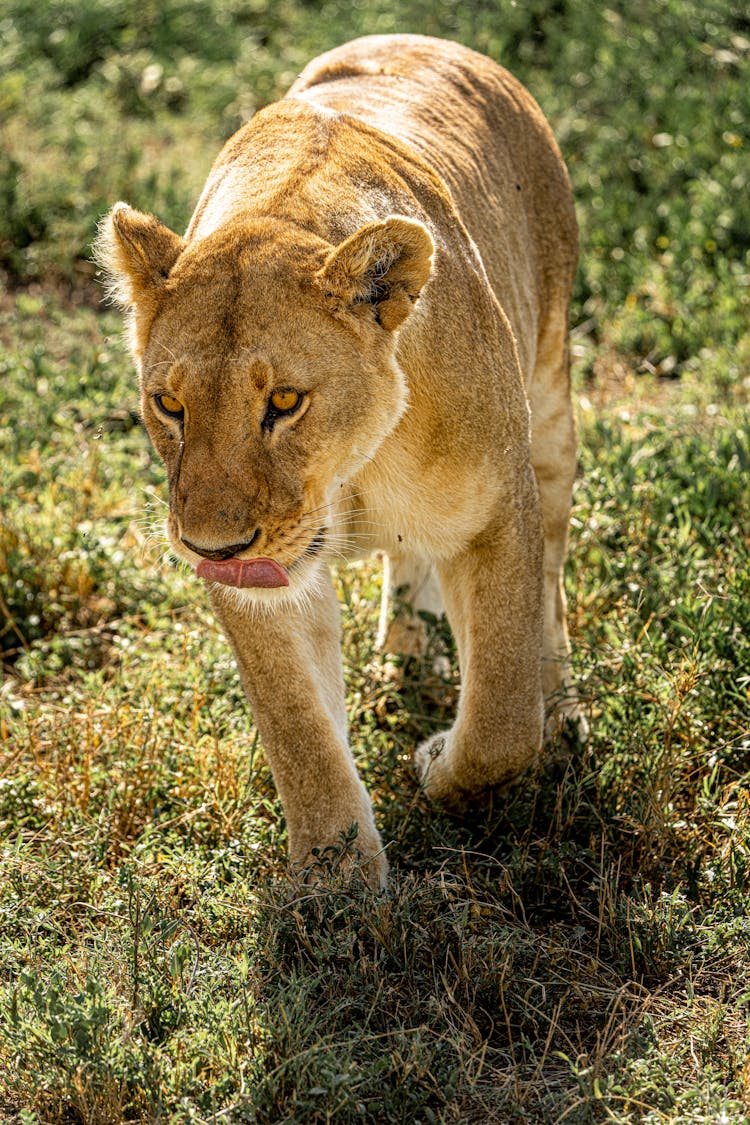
<box><xmin>289</xmin><ymin>34</ymin><xmax>577</xmax><ymax>378</ymax></box>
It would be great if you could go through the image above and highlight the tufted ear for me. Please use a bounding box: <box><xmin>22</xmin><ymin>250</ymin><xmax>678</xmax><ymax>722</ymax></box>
<box><xmin>317</xmin><ymin>216</ymin><xmax>434</xmax><ymax>331</ymax></box>
<box><xmin>94</xmin><ymin>202</ymin><xmax>185</xmax><ymax>310</ymax></box>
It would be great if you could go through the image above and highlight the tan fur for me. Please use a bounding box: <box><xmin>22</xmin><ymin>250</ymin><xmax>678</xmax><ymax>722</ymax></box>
<box><xmin>95</xmin><ymin>34</ymin><xmax>582</xmax><ymax>888</ymax></box>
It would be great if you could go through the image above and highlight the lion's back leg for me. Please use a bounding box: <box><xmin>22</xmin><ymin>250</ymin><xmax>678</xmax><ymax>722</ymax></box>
<box><xmin>528</xmin><ymin>310</ymin><xmax>587</xmax><ymax>738</ymax></box>
<box><xmin>377</xmin><ymin>554</ymin><xmax>444</xmax><ymax>658</ymax></box>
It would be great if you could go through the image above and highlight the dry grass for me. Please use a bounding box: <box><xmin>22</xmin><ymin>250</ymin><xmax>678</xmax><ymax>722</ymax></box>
<box><xmin>2</xmin><ymin>0</ymin><xmax>750</xmax><ymax>1119</ymax></box>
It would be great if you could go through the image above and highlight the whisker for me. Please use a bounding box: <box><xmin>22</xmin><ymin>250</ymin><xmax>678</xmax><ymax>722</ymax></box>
<box><xmin>294</xmin><ymin>515</ymin><xmax>386</xmax><ymax>537</ymax></box>
<box><xmin>153</xmin><ymin>340</ymin><xmax>179</xmax><ymax>363</ymax></box>
<box><xmin>141</xmin><ymin>489</ymin><xmax>169</xmax><ymax>510</ymax></box>
<box><xmin>144</xmin><ymin>358</ymin><xmax>176</xmax><ymax>373</ymax></box>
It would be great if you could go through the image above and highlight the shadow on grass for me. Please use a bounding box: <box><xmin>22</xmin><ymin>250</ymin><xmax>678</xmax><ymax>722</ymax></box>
<box><xmin>243</xmin><ymin>727</ymin><xmax>654</xmax><ymax>1124</ymax></box>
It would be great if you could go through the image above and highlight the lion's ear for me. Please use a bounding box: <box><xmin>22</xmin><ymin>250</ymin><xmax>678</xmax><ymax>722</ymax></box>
<box><xmin>94</xmin><ymin>202</ymin><xmax>185</xmax><ymax>309</ymax></box>
<box><xmin>317</xmin><ymin>216</ymin><xmax>434</xmax><ymax>331</ymax></box>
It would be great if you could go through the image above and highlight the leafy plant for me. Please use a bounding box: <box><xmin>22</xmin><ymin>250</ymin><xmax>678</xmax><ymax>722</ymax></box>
<box><xmin>0</xmin><ymin>2</ymin><xmax>749</xmax><ymax>1121</ymax></box>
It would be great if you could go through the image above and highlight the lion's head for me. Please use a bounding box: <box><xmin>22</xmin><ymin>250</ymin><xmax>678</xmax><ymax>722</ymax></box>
<box><xmin>95</xmin><ymin>204</ymin><xmax>433</xmax><ymax>606</ymax></box>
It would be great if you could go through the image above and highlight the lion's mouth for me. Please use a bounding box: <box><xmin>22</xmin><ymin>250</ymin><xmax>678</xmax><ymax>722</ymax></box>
<box><xmin>194</xmin><ymin>528</ymin><xmax>327</xmax><ymax>590</ymax></box>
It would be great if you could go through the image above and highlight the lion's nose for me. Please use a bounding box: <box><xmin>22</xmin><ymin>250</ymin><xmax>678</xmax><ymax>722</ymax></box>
<box><xmin>181</xmin><ymin>529</ymin><xmax>261</xmax><ymax>561</ymax></box>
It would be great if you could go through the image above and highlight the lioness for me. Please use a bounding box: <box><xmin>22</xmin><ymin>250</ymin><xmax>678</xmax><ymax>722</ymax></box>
<box><xmin>96</xmin><ymin>34</ymin><xmax>581</xmax><ymax>887</ymax></box>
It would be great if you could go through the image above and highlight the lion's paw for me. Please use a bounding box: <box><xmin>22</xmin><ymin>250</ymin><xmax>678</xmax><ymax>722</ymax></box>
<box><xmin>414</xmin><ymin>731</ymin><xmax>472</xmax><ymax>812</ymax></box>
<box><xmin>292</xmin><ymin>818</ymin><xmax>389</xmax><ymax>891</ymax></box>
<box><xmin>381</xmin><ymin>615</ymin><xmax>429</xmax><ymax>659</ymax></box>
<box><xmin>544</xmin><ymin>696</ymin><xmax>590</xmax><ymax>746</ymax></box>
<box><xmin>414</xmin><ymin>727</ymin><xmax>538</xmax><ymax>813</ymax></box>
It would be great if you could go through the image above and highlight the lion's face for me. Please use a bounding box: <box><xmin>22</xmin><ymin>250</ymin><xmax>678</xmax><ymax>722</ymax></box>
<box><xmin>142</xmin><ymin>226</ymin><xmax>407</xmax><ymax>598</ymax></box>
<box><xmin>96</xmin><ymin>208</ymin><xmax>433</xmax><ymax>603</ymax></box>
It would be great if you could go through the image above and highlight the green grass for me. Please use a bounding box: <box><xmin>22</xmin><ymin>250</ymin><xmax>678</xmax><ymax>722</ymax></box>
<box><xmin>2</xmin><ymin>1</ymin><xmax>750</xmax><ymax>1121</ymax></box>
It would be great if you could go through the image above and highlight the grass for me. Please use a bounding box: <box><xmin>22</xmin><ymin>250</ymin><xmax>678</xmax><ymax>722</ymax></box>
<box><xmin>1</xmin><ymin>0</ymin><xmax>750</xmax><ymax>1121</ymax></box>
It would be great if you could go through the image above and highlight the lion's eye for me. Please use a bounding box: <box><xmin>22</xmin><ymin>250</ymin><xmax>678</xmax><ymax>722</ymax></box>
<box><xmin>155</xmin><ymin>393</ymin><xmax>184</xmax><ymax>419</ymax></box>
<box><xmin>263</xmin><ymin>388</ymin><xmax>304</xmax><ymax>432</ymax></box>
<box><xmin>270</xmin><ymin>388</ymin><xmax>301</xmax><ymax>413</ymax></box>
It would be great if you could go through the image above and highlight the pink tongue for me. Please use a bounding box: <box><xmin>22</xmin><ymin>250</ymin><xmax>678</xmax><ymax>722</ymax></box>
<box><xmin>196</xmin><ymin>557</ymin><xmax>289</xmax><ymax>589</ymax></box>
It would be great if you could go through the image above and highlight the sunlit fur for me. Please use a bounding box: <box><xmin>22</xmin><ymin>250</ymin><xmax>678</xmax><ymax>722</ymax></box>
<box><xmin>95</xmin><ymin>34</ymin><xmax>583</xmax><ymax>887</ymax></box>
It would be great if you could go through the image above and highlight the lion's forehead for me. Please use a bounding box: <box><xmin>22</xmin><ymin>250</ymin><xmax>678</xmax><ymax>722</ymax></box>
<box><xmin>144</xmin><ymin>344</ymin><xmax>274</xmax><ymax>383</ymax></box>
<box><xmin>144</xmin><ymin>296</ymin><xmax>364</xmax><ymax>402</ymax></box>
<box><xmin>141</xmin><ymin>340</ymin><xmax>332</xmax><ymax>408</ymax></box>
<box><xmin>147</xmin><ymin>272</ymin><xmax>345</xmax><ymax>370</ymax></box>
<box><xmin>152</xmin><ymin>291</ymin><xmax>299</xmax><ymax>354</ymax></box>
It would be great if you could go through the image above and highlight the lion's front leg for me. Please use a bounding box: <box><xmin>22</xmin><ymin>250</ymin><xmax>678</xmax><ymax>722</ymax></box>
<box><xmin>414</xmin><ymin>467</ymin><xmax>545</xmax><ymax>806</ymax></box>
<box><xmin>209</xmin><ymin>573</ymin><xmax>386</xmax><ymax>888</ymax></box>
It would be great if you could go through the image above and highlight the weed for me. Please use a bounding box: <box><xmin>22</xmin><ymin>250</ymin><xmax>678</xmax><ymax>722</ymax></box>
<box><xmin>1</xmin><ymin>2</ymin><xmax>749</xmax><ymax>1121</ymax></box>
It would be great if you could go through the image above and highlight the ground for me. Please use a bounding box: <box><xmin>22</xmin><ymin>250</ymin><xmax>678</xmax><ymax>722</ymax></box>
<box><xmin>1</xmin><ymin>1</ymin><xmax>749</xmax><ymax>1121</ymax></box>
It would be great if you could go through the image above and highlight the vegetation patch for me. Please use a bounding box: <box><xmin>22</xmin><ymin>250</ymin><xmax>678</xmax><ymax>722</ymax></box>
<box><xmin>1</xmin><ymin>1</ymin><xmax>749</xmax><ymax>1121</ymax></box>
